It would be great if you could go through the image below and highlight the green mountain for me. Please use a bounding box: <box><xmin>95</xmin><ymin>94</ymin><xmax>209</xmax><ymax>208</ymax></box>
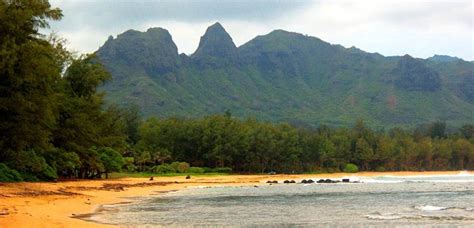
<box><xmin>96</xmin><ymin>22</ymin><xmax>474</xmax><ymax>128</ymax></box>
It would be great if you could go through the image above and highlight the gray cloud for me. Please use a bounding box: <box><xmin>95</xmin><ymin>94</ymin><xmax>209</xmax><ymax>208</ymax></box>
<box><xmin>45</xmin><ymin>0</ymin><xmax>473</xmax><ymax>60</ymax></box>
<box><xmin>50</xmin><ymin>0</ymin><xmax>310</xmax><ymax>30</ymax></box>
<box><xmin>380</xmin><ymin>1</ymin><xmax>473</xmax><ymax>29</ymax></box>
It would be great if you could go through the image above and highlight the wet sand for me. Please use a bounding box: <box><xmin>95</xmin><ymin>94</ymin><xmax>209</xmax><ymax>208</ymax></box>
<box><xmin>0</xmin><ymin>171</ymin><xmax>470</xmax><ymax>227</ymax></box>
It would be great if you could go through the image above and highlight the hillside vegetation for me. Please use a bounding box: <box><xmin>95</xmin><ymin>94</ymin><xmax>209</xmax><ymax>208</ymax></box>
<box><xmin>97</xmin><ymin>23</ymin><xmax>474</xmax><ymax>128</ymax></box>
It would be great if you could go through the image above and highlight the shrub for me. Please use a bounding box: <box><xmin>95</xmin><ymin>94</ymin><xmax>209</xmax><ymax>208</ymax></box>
<box><xmin>9</xmin><ymin>150</ymin><xmax>58</xmax><ymax>181</ymax></box>
<box><xmin>375</xmin><ymin>166</ymin><xmax>386</xmax><ymax>172</ymax></box>
<box><xmin>170</xmin><ymin>162</ymin><xmax>190</xmax><ymax>173</ymax></box>
<box><xmin>188</xmin><ymin>167</ymin><xmax>205</xmax><ymax>173</ymax></box>
<box><xmin>123</xmin><ymin>157</ymin><xmax>137</xmax><ymax>172</ymax></box>
<box><xmin>212</xmin><ymin>167</ymin><xmax>232</xmax><ymax>173</ymax></box>
<box><xmin>202</xmin><ymin>167</ymin><xmax>214</xmax><ymax>173</ymax></box>
<box><xmin>343</xmin><ymin>163</ymin><xmax>359</xmax><ymax>173</ymax></box>
<box><xmin>44</xmin><ymin>149</ymin><xmax>80</xmax><ymax>177</ymax></box>
<box><xmin>0</xmin><ymin>163</ymin><xmax>23</xmax><ymax>182</ymax></box>
<box><xmin>99</xmin><ymin>147</ymin><xmax>124</xmax><ymax>178</ymax></box>
<box><xmin>152</xmin><ymin>164</ymin><xmax>176</xmax><ymax>174</ymax></box>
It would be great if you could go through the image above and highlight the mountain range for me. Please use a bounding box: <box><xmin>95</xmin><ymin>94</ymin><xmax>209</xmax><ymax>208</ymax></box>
<box><xmin>96</xmin><ymin>22</ymin><xmax>474</xmax><ymax>128</ymax></box>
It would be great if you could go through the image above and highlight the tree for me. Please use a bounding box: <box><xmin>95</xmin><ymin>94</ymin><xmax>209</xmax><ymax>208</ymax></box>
<box><xmin>374</xmin><ymin>135</ymin><xmax>395</xmax><ymax>170</ymax></box>
<box><xmin>355</xmin><ymin>138</ymin><xmax>374</xmax><ymax>170</ymax></box>
<box><xmin>416</xmin><ymin>138</ymin><xmax>433</xmax><ymax>170</ymax></box>
<box><xmin>429</xmin><ymin>121</ymin><xmax>446</xmax><ymax>139</ymax></box>
<box><xmin>460</xmin><ymin>124</ymin><xmax>474</xmax><ymax>139</ymax></box>
<box><xmin>452</xmin><ymin>139</ymin><xmax>473</xmax><ymax>170</ymax></box>
<box><xmin>99</xmin><ymin>147</ymin><xmax>124</xmax><ymax>179</ymax></box>
<box><xmin>123</xmin><ymin>104</ymin><xmax>142</xmax><ymax>146</ymax></box>
<box><xmin>432</xmin><ymin>139</ymin><xmax>452</xmax><ymax>170</ymax></box>
<box><xmin>51</xmin><ymin>55</ymin><xmax>124</xmax><ymax>178</ymax></box>
<box><xmin>0</xmin><ymin>0</ymin><xmax>62</xmax><ymax>161</ymax></box>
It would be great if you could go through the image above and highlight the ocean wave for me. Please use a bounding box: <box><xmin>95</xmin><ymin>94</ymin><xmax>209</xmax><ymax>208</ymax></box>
<box><xmin>414</xmin><ymin>205</ymin><xmax>450</xmax><ymax>211</ymax></box>
<box><xmin>296</xmin><ymin>172</ymin><xmax>474</xmax><ymax>184</ymax></box>
<box><xmin>366</xmin><ymin>211</ymin><xmax>474</xmax><ymax>221</ymax></box>
<box><xmin>361</xmin><ymin>172</ymin><xmax>474</xmax><ymax>184</ymax></box>
<box><xmin>365</xmin><ymin>212</ymin><xmax>403</xmax><ymax>220</ymax></box>
<box><xmin>414</xmin><ymin>205</ymin><xmax>474</xmax><ymax>213</ymax></box>
<box><xmin>420</xmin><ymin>215</ymin><xmax>474</xmax><ymax>221</ymax></box>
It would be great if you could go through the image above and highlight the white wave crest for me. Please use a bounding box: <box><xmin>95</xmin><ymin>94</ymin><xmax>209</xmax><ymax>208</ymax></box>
<box><xmin>415</xmin><ymin>205</ymin><xmax>449</xmax><ymax>211</ymax></box>
<box><xmin>365</xmin><ymin>213</ymin><xmax>403</xmax><ymax>220</ymax></box>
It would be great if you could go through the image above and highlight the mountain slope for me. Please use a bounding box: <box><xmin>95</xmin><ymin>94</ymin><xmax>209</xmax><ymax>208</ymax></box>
<box><xmin>96</xmin><ymin>23</ymin><xmax>474</xmax><ymax>128</ymax></box>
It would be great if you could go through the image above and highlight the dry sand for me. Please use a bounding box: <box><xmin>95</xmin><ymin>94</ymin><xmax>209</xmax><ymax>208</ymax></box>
<box><xmin>0</xmin><ymin>171</ymin><xmax>471</xmax><ymax>227</ymax></box>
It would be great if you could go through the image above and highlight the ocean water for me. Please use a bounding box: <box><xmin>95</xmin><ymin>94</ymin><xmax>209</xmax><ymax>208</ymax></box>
<box><xmin>89</xmin><ymin>173</ymin><xmax>474</xmax><ymax>227</ymax></box>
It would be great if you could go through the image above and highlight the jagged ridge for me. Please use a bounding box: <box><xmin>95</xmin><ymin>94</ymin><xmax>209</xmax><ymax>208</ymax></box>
<box><xmin>96</xmin><ymin>23</ymin><xmax>474</xmax><ymax>128</ymax></box>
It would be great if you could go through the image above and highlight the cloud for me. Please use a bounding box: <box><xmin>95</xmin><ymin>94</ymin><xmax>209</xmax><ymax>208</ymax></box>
<box><xmin>45</xmin><ymin>0</ymin><xmax>473</xmax><ymax>60</ymax></box>
<box><xmin>50</xmin><ymin>0</ymin><xmax>309</xmax><ymax>29</ymax></box>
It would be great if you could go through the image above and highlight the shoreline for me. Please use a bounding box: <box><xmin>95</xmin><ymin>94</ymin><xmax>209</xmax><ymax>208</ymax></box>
<box><xmin>0</xmin><ymin>171</ymin><xmax>471</xmax><ymax>227</ymax></box>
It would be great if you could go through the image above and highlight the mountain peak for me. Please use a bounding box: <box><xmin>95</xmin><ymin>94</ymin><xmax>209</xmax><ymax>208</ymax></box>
<box><xmin>208</xmin><ymin>22</ymin><xmax>225</xmax><ymax>31</ymax></box>
<box><xmin>192</xmin><ymin>22</ymin><xmax>237</xmax><ymax>61</ymax></box>
<box><xmin>97</xmin><ymin>27</ymin><xmax>180</xmax><ymax>76</ymax></box>
<box><xmin>427</xmin><ymin>54</ymin><xmax>462</xmax><ymax>63</ymax></box>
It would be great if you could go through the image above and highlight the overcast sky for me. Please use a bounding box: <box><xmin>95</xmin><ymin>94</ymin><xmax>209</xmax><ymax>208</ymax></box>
<box><xmin>46</xmin><ymin>0</ymin><xmax>473</xmax><ymax>60</ymax></box>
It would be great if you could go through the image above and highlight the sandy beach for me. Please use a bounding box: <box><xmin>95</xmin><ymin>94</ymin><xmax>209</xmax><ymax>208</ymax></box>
<box><xmin>0</xmin><ymin>171</ymin><xmax>471</xmax><ymax>227</ymax></box>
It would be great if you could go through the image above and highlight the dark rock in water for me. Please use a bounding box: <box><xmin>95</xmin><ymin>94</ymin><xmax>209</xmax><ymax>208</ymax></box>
<box><xmin>290</xmin><ymin>180</ymin><xmax>296</xmax><ymax>183</ymax></box>
<box><xmin>325</xmin><ymin>179</ymin><xmax>336</xmax><ymax>183</ymax></box>
<box><xmin>301</xmin><ymin>179</ymin><xmax>308</xmax><ymax>184</ymax></box>
<box><xmin>149</xmin><ymin>176</ymin><xmax>154</xmax><ymax>181</ymax></box>
<box><xmin>283</xmin><ymin>180</ymin><xmax>291</xmax><ymax>184</ymax></box>
<box><xmin>342</xmin><ymin>179</ymin><xmax>350</xmax><ymax>183</ymax></box>
<box><xmin>307</xmin><ymin>179</ymin><xmax>314</xmax><ymax>183</ymax></box>
<box><xmin>185</xmin><ymin>175</ymin><xmax>191</xmax><ymax>179</ymax></box>
<box><xmin>266</xmin><ymin>180</ymin><xmax>273</xmax><ymax>184</ymax></box>
<box><xmin>272</xmin><ymin>180</ymin><xmax>278</xmax><ymax>184</ymax></box>
<box><xmin>317</xmin><ymin>179</ymin><xmax>336</xmax><ymax>183</ymax></box>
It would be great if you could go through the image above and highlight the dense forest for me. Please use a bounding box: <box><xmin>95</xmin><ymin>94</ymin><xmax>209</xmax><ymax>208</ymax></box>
<box><xmin>0</xmin><ymin>1</ymin><xmax>473</xmax><ymax>182</ymax></box>
<box><xmin>135</xmin><ymin>116</ymin><xmax>474</xmax><ymax>174</ymax></box>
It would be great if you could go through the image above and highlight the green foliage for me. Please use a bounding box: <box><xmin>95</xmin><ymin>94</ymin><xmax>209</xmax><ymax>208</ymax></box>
<box><xmin>0</xmin><ymin>163</ymin><xmax>23</xmax><ymax>182</ymax></box>
<box><xmin>170</xmin><ymin>162</ymin><xmax>190</xmax><ymax>173</ymax></box>
<box><xmin>188</xmin><ymin>167</ymin><xmax>205</xmax><ymax>173</ymax></box>
<box><xmin>0</xmin><ymin>0</ymin><xmax>63</xmax><ymax>162</ymax></box>
<box><xmin>429</xmin><ymin>121</ymin><xmax>446</xmax><ymax>139</ymax></box>
<box><xmin>391</xmin><ymin>55</ymin><xmax>441</xmax><ymax>91</ymax></box>
<box><xmin>44</xmin><ymin>149</ymin><xmax>80</xmax><ymax>178</ymax></box>
<box><xmin>7</xmin><ymin>150</ymin><xmax>58</xmax><ymax>181</ymax></box>
<box><xmin>99</xmin><ymin>147</ymin><xmax>124</xmax><ymax>178</ymax></box>
<box><xmin>123</xmin><ymin>157</ymin><xmax>137</xmax><ymax>172</ymax></box>
<box><xmin>343</xmin><ymin>163</ymin><xmax>359</xmax><ymax>173</ymax></box>
<box><xmin>133</xmin><ymin>116</ymin><xmax>474</xmax><ymax>173</ymax></box>
<box><xmin>152</xmin><ymin>164</ymin><xmax>176</xmax><ymax>174</ymax></box>
<box><xmin>0</xmin><ymin>1</ymin><xmax>129</xmax><ymax>181</ymax></box>
<box><xmin>97</xmin><ymin>24</ymin><xmax>474</xmax><ymax>129</ymax></box>
<box><xmin>212</xmin><ymin>167</ymin><xmax>233</xmax><ymax>173</ymax></box>
<box><xmin>460</xmin><ymin>124</ymin><xmax>474</xmax><ymax>139</ymax></box>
